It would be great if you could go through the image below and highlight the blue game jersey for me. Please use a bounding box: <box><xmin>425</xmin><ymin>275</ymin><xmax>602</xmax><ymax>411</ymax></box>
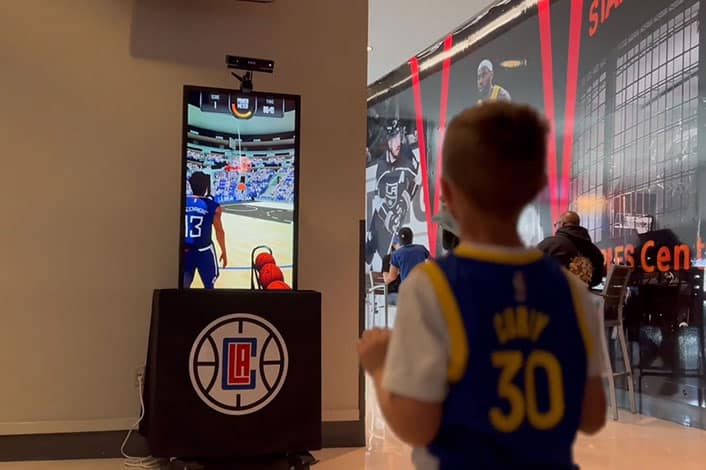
<box><xmin>184</xmin><ymin>196</ymin><xmax>219</xmax><ymax>249</ymax></box>
<box><xmin>423</xmin><ymin>246</ymin><xmax>590</xmax><ymax>469</ymax></box>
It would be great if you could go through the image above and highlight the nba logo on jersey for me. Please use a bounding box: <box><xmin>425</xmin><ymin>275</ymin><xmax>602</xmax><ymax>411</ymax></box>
<box><xmin>222</xmin><ymin>338</ymin><xmax>257</xmax><ymax>390</ymax></box>
<box><xmin>189</xmin><ymin>314</ymin><xmax>289</xmax><ymax>416</ymax></box>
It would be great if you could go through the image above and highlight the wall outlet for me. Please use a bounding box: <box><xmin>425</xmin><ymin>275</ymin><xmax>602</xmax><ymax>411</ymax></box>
<box><xmin>135</xmin><ymin>366</ymin><xmax>146</xmax><ymax>388</ymax></box>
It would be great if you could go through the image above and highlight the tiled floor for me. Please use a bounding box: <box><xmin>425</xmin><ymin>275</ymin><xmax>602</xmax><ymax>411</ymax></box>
<box><xmin>3</xmin><ymin>375</ymin><xmax>706</xmax><ymax>470</ymax></box>
<box><xmin>1</xmin><ymin>415</ymin><xmax>706</xmax><ymax>469</ymax></box>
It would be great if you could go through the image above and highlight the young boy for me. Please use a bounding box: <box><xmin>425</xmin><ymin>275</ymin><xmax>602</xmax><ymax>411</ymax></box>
<box><xmin>358</xmin><ymin>102</ymin><xmax>606</xmax><ymax>469</ymax></box>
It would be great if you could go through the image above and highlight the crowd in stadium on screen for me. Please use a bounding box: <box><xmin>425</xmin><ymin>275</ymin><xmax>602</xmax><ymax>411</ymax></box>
<box><xmin>186</xmin><ymin>148</ymin><xmax>294</xmax><ymax>203</ymax></box>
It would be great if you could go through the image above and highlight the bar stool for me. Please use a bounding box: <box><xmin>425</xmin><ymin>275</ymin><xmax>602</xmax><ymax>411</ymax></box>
<box><xmin>366</xmin><ymin>271</ymin><xmax>388</xmax><ymax>328</ymax></box>
<box><xmin>601</xmin><ymin>264</ymin><xmax>637</xmax><ymax>420</ymax></box>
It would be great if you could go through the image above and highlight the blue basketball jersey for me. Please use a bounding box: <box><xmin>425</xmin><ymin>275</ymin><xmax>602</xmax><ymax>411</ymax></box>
<box><xmin>184</xmin><ymin>196</ymin><xmax>219</xmax><ymax>249</ymax></box>
<box><xmin>424</xmin><ymin>247</ymin><xmax>590</xmax><ymax>469</ymax></box>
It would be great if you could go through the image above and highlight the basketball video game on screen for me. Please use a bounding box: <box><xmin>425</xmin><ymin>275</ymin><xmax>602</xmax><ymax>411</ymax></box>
<box><xmin>183</xmin><ymin>171</ymin><xmax>228</xmax><ymax>289</ymax></box>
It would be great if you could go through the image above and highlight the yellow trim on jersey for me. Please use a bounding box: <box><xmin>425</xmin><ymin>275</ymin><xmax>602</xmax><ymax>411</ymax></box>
<box><xmin>563</xmin><ymin>269</ymin><xmax>594</xmax><ymax>358</ymax></box>
<box><xmin>491</xmin><ymin>85</ymin><xmax>501</xmax><ymax>100</ymax></box>
<box><xmin>454</xmin><ymin>245</ymin><xmax>544</xmax><ymax>265</ymax></box>
<box><xmin>419</xmin><ymin>261</ymin><xmax>469</xmax><ymax>383</ymax></box>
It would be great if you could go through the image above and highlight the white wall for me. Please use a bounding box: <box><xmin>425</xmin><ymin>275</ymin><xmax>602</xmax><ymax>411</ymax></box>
<box><xmin>0</xmin><ymin>0</ymin><xmax>366</xmax><ymax>434</ymax></box>
<box><xmin>367</xmin><ymin>0</ymin><xmax>493</xmax><ymax>83</ymax></box>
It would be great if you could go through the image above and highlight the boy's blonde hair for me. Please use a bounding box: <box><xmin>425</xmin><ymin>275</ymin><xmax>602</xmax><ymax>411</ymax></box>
<box><xmin>442</xmin><ymin>102</ymin><xmax>549</xmax><ymax>215</ymax></box>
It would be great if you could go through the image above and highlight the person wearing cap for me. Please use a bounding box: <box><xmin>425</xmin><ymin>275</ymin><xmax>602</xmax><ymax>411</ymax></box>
<box><xmin>477</xmin><ymin>59</ymin><xmax>511</xmax><ymax>103</ymax></box>
<box><xmin>433</xmin><ymin>202</ymin><xmax>460</xmax><ymax>251</ymax></box>
<box><xmin>385</xmin><ymin>227</ymin><xmax>430</xmax><ymax>285</ymax></box>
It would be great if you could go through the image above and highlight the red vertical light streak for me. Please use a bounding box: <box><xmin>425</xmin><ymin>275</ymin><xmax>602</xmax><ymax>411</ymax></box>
<box><xmin>430</xmin><ymin>35</ymin><xmax>454</xmax><ymax>258</ymax></box>
<box><xmin>561</xmin><ymin>0</ymin><xmax>585</xmax><ymax>214</ymax></box>
<box><xmin>538</xmin><ymin>0</ymin><xmax>560</xmax><ymax>223</ymax></box>
<box><xmin>410</xmin><ymin>57</ymin><xmax>436</xmax><ymax>253</ymax></box>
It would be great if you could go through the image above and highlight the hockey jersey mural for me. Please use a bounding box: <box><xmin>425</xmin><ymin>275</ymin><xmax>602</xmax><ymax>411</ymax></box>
<box><xmin>367</xmin><ymin>0</ymin><xmax>706</xmax><ymax>426</ymax></box>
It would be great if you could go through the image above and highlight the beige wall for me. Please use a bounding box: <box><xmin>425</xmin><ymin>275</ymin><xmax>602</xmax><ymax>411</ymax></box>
<box><xmin>0</xmin><ymin>0</ymin><xmax>366</xmax><ymax>434</ymax></box>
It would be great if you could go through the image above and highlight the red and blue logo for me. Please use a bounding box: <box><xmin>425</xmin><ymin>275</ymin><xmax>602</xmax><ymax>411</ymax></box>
<box><xmin>222</xmin><ymin>338</ymin><xmax>257</xmax><ymax>390</ymax></box>
<box><xmin>190</xmin><ymin>314</ymin><xmax>289</xmax><ymax>416</ymax></box>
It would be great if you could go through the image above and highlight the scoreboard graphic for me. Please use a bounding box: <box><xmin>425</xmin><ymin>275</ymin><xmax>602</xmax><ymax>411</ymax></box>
<box><xmin>200</xmin><ymin>92</ymin><xmax>286</xmax><ymax>119</ymax></box>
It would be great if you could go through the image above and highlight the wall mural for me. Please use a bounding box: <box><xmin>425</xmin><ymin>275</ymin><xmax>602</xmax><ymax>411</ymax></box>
<box><xmin>367</xmin><ymin>0</ymin><xmax>706</xmax><ymax>426</ymax></box>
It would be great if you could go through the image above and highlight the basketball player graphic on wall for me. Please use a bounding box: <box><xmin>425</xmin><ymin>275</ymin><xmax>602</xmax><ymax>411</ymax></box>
<box><xmin>477</xmin><ymin>59</ymin><xmax>511</xmax><ymax>103</ymax></box>
<box><xmin>476</xmin><ymin>58</ymin><xmax>543</xmax><ymax>247</ymax></box>
<box><xmin>365</xmin><ymin>119</ymin><xmax>420</xmax><ymax>266</ymax></box>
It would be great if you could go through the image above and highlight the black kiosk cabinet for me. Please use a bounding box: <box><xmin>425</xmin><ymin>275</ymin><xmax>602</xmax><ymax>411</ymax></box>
<box><xmin>140</xmin><ymin>289</ymin><xmax>322</xmax><ymax>469</ymax></box>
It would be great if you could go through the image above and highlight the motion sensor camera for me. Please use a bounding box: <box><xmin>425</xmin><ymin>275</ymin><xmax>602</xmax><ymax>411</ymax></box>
<box><xmin>225</xmin><ymin>55</ymin><xmax>275</xmax><ymax>93</ymax></box>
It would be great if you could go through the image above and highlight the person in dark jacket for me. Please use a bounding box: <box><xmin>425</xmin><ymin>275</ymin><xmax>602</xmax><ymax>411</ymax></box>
<box><xmin>538</xmin><ymin>211</ymin><xmax>605</xmax><ymax>287</ymax></box>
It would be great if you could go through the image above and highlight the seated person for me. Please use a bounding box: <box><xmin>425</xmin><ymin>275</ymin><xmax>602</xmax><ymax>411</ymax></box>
<box><xmin>384</xmin><ymin>227</ymin><xmax>429</xmax><ymax>285</ymax></box>
<box><xmin>382</xmin><ymin>238</ymin><xmax>402</xmax><ymax>305</ymax></box>
<box><xmin>538</xmin><ymin>210</ymin><xmax>605</xmax><ymax>288</ymax></box>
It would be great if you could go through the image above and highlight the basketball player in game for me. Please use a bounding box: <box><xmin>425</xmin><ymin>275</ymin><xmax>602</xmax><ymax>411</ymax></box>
<box><xmin>183</xmin><ymin>171</ymin><xmax>228</xmax><ymax>289</ymax></box>
<box><xmin>365</xmin><ymin>119</ymin><xmax>420</xmax><ymax>267</ymax></box>
<box><xmin>477</xmin><ymin>59</ymin><xmax>511</xmax><ymax>103</ymax></box>
<box><xmin>476</xmin><ymin>58</ymin><xmax>544</xmax><ymax>247</ymax></box>
<box><xmin>359</xmin><ymin>102</ymin><xmax>606</xmax><ymax>469</ymax></box>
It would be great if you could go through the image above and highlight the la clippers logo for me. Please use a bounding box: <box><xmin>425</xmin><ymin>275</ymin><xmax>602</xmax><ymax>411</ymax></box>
<box><xmin>189</xmin><ymin>314</ymin><xmax>288</xmax><ymax>416</ymax></box>
<box><xmin>222</xmin><ymin>338</ymin><xmax>256</xmax><ymax>389</ymax></box>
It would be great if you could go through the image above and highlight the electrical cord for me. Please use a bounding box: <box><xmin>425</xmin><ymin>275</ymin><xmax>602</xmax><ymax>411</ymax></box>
<box><xmin>120</xmin><ymin>372</ymin><xmax>164</xmax><ymax>469</ymax></box>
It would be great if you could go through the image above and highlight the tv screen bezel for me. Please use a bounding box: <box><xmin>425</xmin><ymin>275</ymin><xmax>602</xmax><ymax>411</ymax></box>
<box><xmin>178</xmin><ymin>84</ymin><xmax>301</xmax><ymax>290</ymax></box>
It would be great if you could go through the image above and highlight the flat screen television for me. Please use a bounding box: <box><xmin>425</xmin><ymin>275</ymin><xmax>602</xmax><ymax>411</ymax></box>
<box><xmin>179</xmin><ymin>85</ymin><xmax>300</xmax><ymax>289</ymax></box>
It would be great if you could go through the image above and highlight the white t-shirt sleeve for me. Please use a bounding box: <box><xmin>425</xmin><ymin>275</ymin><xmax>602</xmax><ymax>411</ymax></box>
<box><xmin>566</xmin><ymin>272</ymin><xmax>606</xmax><ymax>378</ymax></box>
<box><xmin>382</xmin><ymin>267</ymin><xmax>449</xmax><ymax>403</ymax></box>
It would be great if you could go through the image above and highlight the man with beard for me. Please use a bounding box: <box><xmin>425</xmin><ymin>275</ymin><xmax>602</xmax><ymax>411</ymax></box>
<box><xmin>366</xmin><ymin>120</ymin><xmax>420</xmax><ymax>267</ymax></box>
<box><xmin>477</xmin><ymin>59</ymin><xmax>511</xmax><ymax>103</ymax></box>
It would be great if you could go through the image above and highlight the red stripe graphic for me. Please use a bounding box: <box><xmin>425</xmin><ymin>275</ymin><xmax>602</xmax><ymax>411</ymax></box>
<box><xmin>410</xmin><ymin>57</ymin><xmax>436</xmax><ymax>253</ymax></box>
<box><xmin>431</xmin><ymin>35</ymin><xmax>454</xmax><ymax>258</ymax></box>
<box><xmin>538</xmin><ymin>0</ymin><xmax>560</xmax><ymax>224</ymax></box>
<box><xmin>560</xmin><ymin>0</ymin><xmax>585</xmax><ymax>214</ymax></box>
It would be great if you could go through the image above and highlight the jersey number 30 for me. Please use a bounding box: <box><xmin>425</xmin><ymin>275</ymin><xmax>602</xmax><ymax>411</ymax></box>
<box><xmin>490</xmin><ymin>350</ymin><xmax>565</xmax><ymax>432</ymax></box>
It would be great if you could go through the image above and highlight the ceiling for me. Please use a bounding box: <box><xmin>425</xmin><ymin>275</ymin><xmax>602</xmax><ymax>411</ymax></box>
<box><xmin>367</xmin><ymin>0</ymin><xmax>495</xmax><ymax>84</ymax></box>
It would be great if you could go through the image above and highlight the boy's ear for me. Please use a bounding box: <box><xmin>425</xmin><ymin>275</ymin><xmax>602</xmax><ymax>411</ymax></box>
<box><xmin>441</xmin><ymin>178</ymin><xmax>458</xmax><ymax>218</ymax></box>
<box><xmin>441</xmin><ymin>178</ymin><xmax>452</xmax><ymax>206</ymax></box>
